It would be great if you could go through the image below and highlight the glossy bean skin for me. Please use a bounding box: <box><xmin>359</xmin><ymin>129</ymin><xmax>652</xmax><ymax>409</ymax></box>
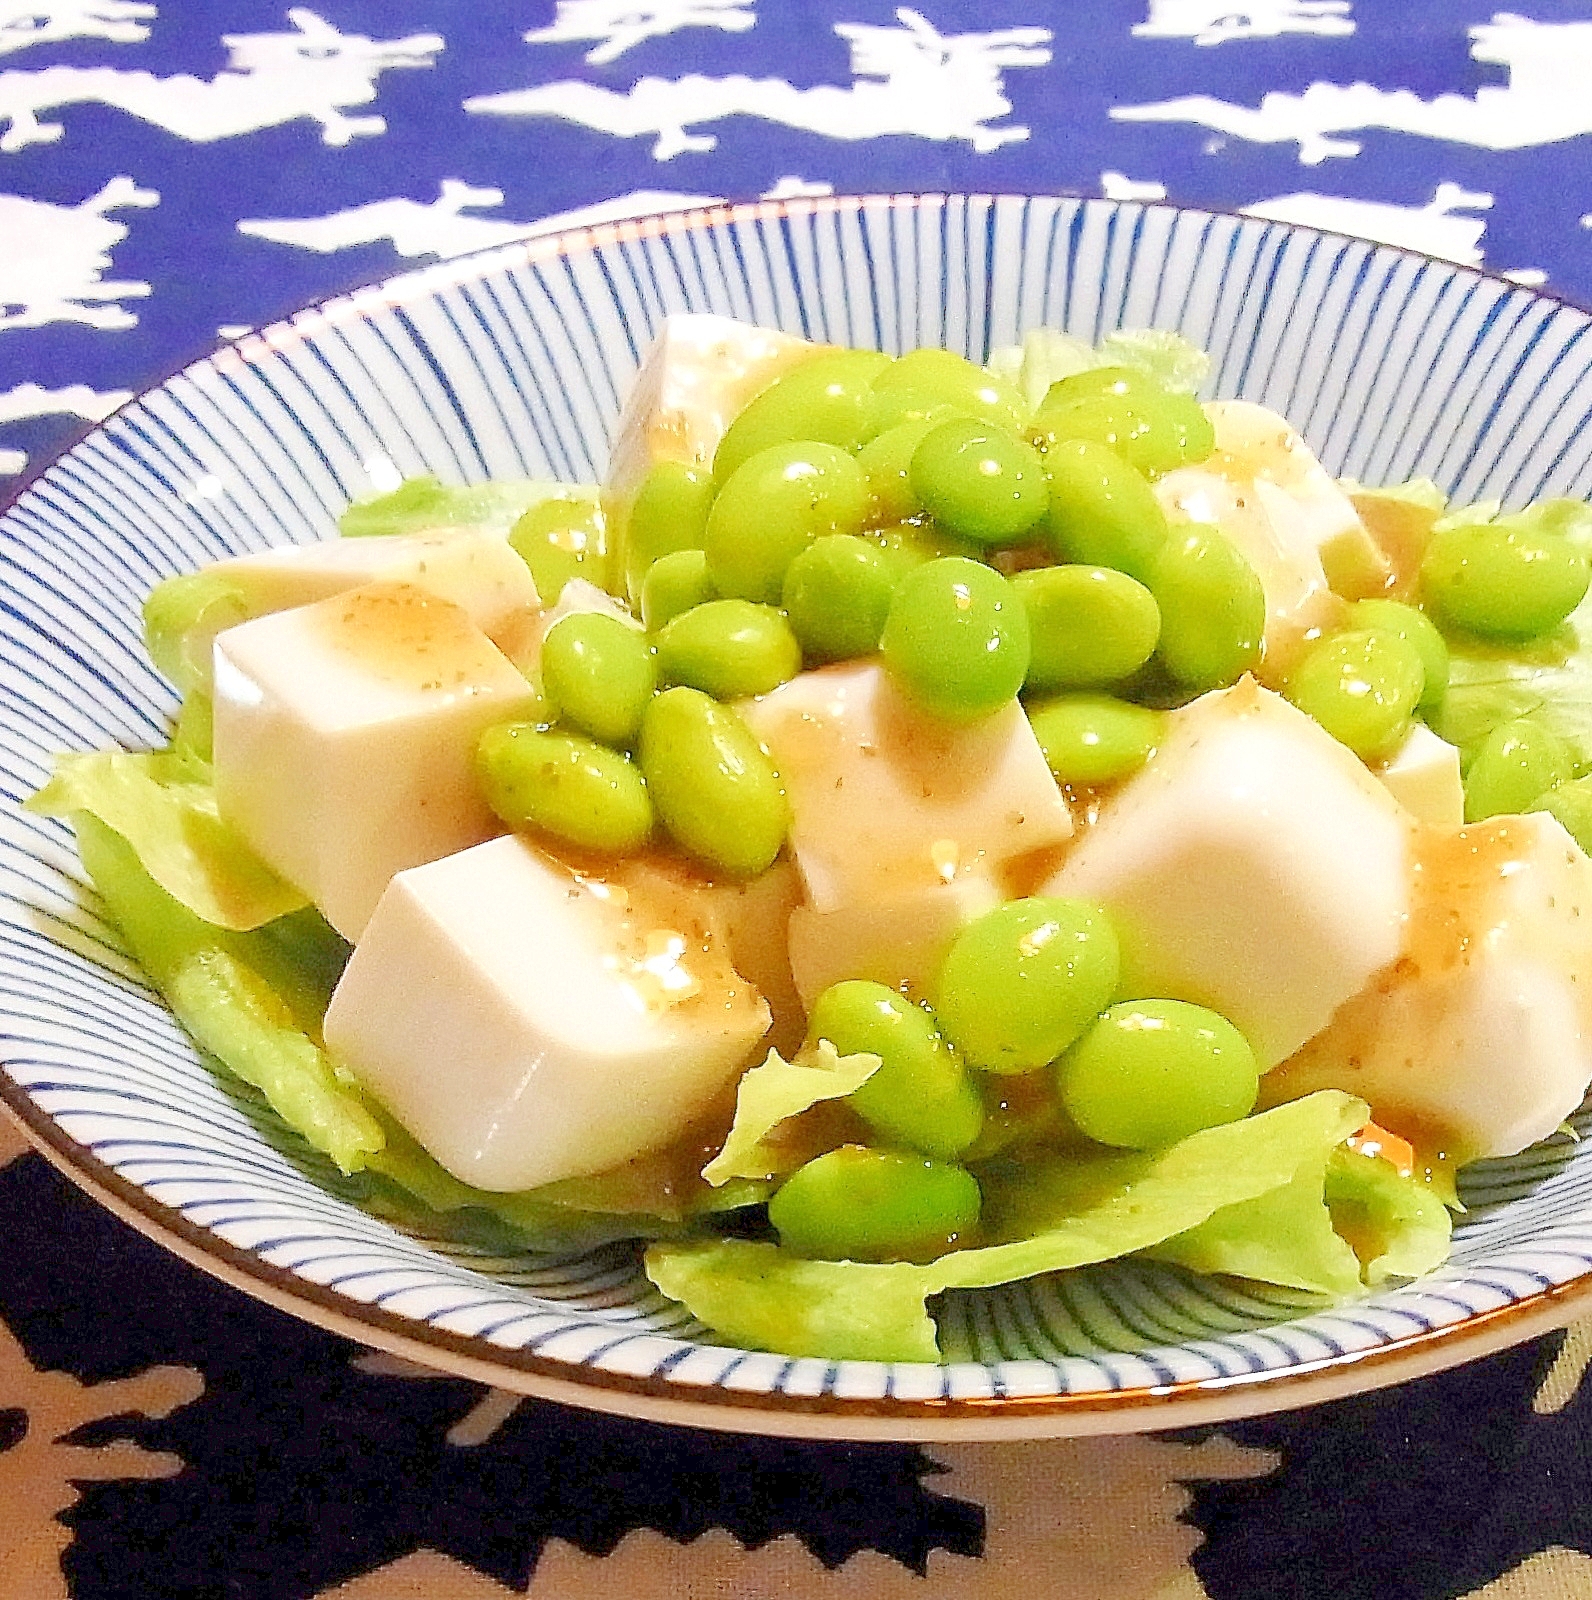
<box><xmin>476</xmin><ymin>723</ymin><xmax>652</xmax><ymax>853</ymax></box>
<box><xmin>768</xmin><ymin>1146</ymin><xmax>981</xmax><ymax>1262</ymax></box>
<box><xmin>1027</xmin><ymin>694</ymin><xmax>1165</xmax><ymax>786</ymax></box>
<box><xmin>1462</xmin><ymin>718</ymin><xmax>1575</xmax><ymax>823</ymax></box>
<box><xmin>1058</xmin><ymin>999</ymin><xmax>1260</xmax><ymax>1151</ymax></box>
<box><xmin>704</xmin><ymin>441</ymin><xmax>869</xmax><ymax>603</ymax></box>
<box><xmin>909</xmin><ymin>418</ymin><xmax>1050</xmax><ymax>547</ymax></box>
<box><xmin>781</xmin><ymin>534</ymin><xmax>898</xmax><ymax>663</ymax></box>
<box><xmin>640</xmin><ymin>548</ymin><xmax>714</xmax><ymax>631</ymax></box>
<box><xmin>621</xmin><ymin>460</ymin><xmax>715</xmax><ymax>606</ymax></box>
<box><xmin>1042</xmin><ymin>440</ymin><xmax>1169</xmax><ymax>583</ymax></box>
<box><xmin>1284</xmin><ymin>627</ymin><xmax>1425</xmax><ymax>761</ymax></box>
<box><xmin>1014</xmin><ymin>564</ymin><xmax>1160</xmax><ymax>690</ymax></box>
<box><xmin>871</xmin><ymin>348</ymin><xmax>1029</xmax><ymax>435</ymax></box>
<box><xmin>509</xmin><ymin>495</ymin><xmax>608</xmax><ymax>603</ymax></box>
<box><xmin>1421</xmin><ymin>516</ymin><xmax>1591</xmax><ymax>641</ymax></box>
<box><xmin>880</xmin><ymin>556</ymin><xmax>1030</xmax><ymax>722</ymax></box>
<box><xmin>1038</xmin><ymin>367</ymin><xmax>1214</xmax><ymax>475</ymax></box>
<box><xmin>936</xmin><ymin>897</ymin><xmax>1120</xmax><ymax>1074</ymax></box>
<box><xmin>540</xmin><ymin>612</ymin><xmax>657</xmax><ymax>747</ymax></box>
<box><xmin>714</xmin><ymin>349</ymin><xmax>891</xmax><ymax>481</ymax></box>
<box><xmin>807</xmin><ymin>980</ymin><xmax>984</xmax><ymax>1159</ymax></box>
<box><xmin>636</xmin><ymin>687</ymin><xmax>789</xmax><ymax>877</ymax></box>
<box><xmin>655</xmin><ymin>599</ymin><xmax>802</xmax><ymax>698</ymax></box>
<box><xmin>1352</xmin><ymin>598</ymin><xmax>1450</xmax><ymax>711</ymax></box>
<box><xmin>1147</xmin><ymin>525</ymin><xmax>1266</xmax><ymax>691</ymax></box>
<box><xmin>857</xmin><ymin>416</ymin><xmax>941</xmax><ymax>523</ymax></box>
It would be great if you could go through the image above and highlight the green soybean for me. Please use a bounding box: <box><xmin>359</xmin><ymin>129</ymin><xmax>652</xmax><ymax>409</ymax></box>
<box><xmin>880</xmin><ymin>556</ymin><xmax>1030</xmax><ymax>722</ymax></box>
<box><xmin>1352</xmin><ymin>597</ymin><xmax>1450</xmax><ymax>711</ymax></box>
<box><xmin>637</xmin><ymin>687</ymin><xmax>789</xmax><ymax>876</ymax></box>
<box><xmin>655</xmin><ymin>599</ymin><xmax>802</xmax><ymax>698</ymax></box>
<box><xmin>865</xmin><ymin>520</ymin><xmax>983</xmax><ymax>572</ymax></box>
<box><xmin>1284</xmin><ymin>627</ymin><xmax>1425</xmax><ymax>761</ymax></box>
<box><xmin>1462</xmin><ymin>718</ymin><xmax>1575</xmax><ymax>823</ymax></box>
<box><xmin>1039</xmin><ymin>367</ymin><xmax>1214</xmax><ymax>474</ymax></box>
<box><xmin>714</xmin><ymin>349</ymin><xmax>891</xmax><ymax>480</ymax></box>
<box><xmin>1014</xmin><ymin>564</ymin><xmax>1160</xmax><ymax>690</ymax></box>
<box><xmin>936</xmin><ymin>897</ymin><xmax>1120</xmax><ymax>1075</ymax></box>
<box><xmin>782</xmin><ymin>534</ymin><xmax>897</xmax><ymax>662</ymax></box>
<box><xmin>704</xmin><ymin>440</ymin><xmax>869</xmax><ymax>603</ymax></box>
<box><xmin>1148</xmin><ymin>525</ymin><xmax>1266</xmax><ymax>691</ymax></box>
<box><xmin>909</xmin><ymin>417</ymin><xmax>1050</xmax><ymax>547</ymax></box>
<box><xmin>1027</xmin><ymin>694</ymin><xmax>1165</xmax><ymax>786</ymax></box>
<box><xmin>1042</xmin><ymin>439</ymin><xmax>1169</xmax><ymax>583</ymax></box>
<box><xmin>872</xmin><ymin>348</ymin><xmax>1029</xmax><ymax>434</ymax></box>
<box><xmin>1541</xmin><ymin>774</ymin><xmax>1592</xmax><ymax>854</ymax></box>
<box><xmin>768</xmin><ymin>1146</ymin><xmax>981</xmax><ymax>1262</ymax></box>
<box><xmin>509</xmin><ymin>495</ymin><xmax>608</xmax><ymax>603</ymax></box>
<box><xmin>540</xmin><ymin>612</ymin><xmax>657</xmax><ymax>747</ymax></box>
<box><xmin>1058</xmin><ymin>999</ymin><xmax>1260</xmax><ymax>1151</ymax></box>
<box><xmin>640</xmin><ymin>548</ymin><xmax>714</xmax><ymax>631</ymax></box>
<box><xmin>1421</xmin><ymin>515</ymin><xmax>1591</xmax><ymax>641</ymax></box>
<box><xmin>475</xmin><ymin>723</ymin><xmax>652</xmax><ymax>853</ymax></box>
<box><xmin>807</xmin><ymin>980</ymin><xmax>983</xmax><ymax>1159</ymax></box>
<box><xmin>857</xmin><ymin>416</ymin><xmax>940</xmax><ymax>523</ymax></box>
<box><xmin>621</xmin><ymin>460</ymin><xmax>715</xmax><ymax>605</ymax></box>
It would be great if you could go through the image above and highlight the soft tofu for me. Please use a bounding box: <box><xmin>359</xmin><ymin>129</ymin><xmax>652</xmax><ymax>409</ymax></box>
<box><xmin>740</xmin><ymin>663</ymin><xmax>1073</xmax><ymax>913</ymax></box>
<box><xmin>1043</xmin><ymin>678</ymin><xmax>1413</xmax><ymax>1068</ymax></box>
<box><xmin>1376</xmin><ymin>723</ymin><xmax>1464</xmax><ymax>827</ymax></box>
<box><xmin>323</xmin><ymin>835</ymin><xmax>772</xmax><ymax>1190</ymax></box>
<box><xmin>1265</xmin><ymin>812</ymin><xmax>1592</xmax><ymax>1160</ymax></box>
<box><xmin>788</xmin><ymin>875</ymin><xmax>1003</xmax><ymax>1011</ymax></box>
<box><xmin>1155</xmin><ymin>401</ymin><xmax>1385</xmax><ymax>661</ymax></box>
<box><xmin>208</xmin><ymin>529</ymin><xmax>542</xmax><ymax>642</ymax></box>
<box><xmin>212</xmin><ymin>581</ymin><xmax>539</xmax><ymax>940</ymax></box>
<box><xmin>603</xmin><ymin>313</ymin><xmax>817</xmax><ymax>506</ymax></box>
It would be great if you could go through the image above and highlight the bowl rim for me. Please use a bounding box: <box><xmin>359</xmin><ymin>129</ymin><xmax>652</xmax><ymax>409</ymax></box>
<box><xmin>6</xmin><ymin>190</ymin><xmax>1592</xmax><ymax>1439</ymax></box>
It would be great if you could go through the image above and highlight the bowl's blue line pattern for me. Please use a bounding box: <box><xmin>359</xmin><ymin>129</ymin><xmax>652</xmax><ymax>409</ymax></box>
<box><xmin>7</xmin><ymin>193</ymin><xmax>1592</xmax><ymax>1415</ymax></box>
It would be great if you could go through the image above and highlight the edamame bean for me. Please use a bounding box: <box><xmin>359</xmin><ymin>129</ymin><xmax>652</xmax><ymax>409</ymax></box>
<box><xmin>509</xmin><ymin>495</ymin><xmax>608</xmax><ymax>603</ymax></box>
<box><xmin>1027</xmin><ymin>695</ymin><xmax>1165</xmax><ymax>786</ymax></box>
<box><xmin>1148</xmin><ymin>525</ymin><xmax>1265</xmax><ymax>690</ymax></box>
<box><xmin>871</xmin><ymin>348</ymin><xmax>1029</xmax><ymax>434</ymax></box>
<box><xmin>714</xmin><ymin>349</ymin><xmax>891</xmax><ymax>480</ymax></box>
<box><xmin>865</xmin><ymin>520</ymin><xmax>983</xmax><ymax>572</ymax></box>
<box><xmin>1284</xmin><ymin>627</ymin><xmax>1425</xmax><ymax>761</ymax></box>
<box><xmin>936</xmin><ymin>897</ymin><xmax>1120</xmax><ymax>1074</ymax></box>
<box><xmin>475</xmin><ymin>723</ymin><xmax>652</xmax><ymax>853</ymax></box>
<box><xmin>910</xmin><ymin>418</ymin><xmax>1050</xmax><ymax>547</ymax></box>
<box><xmin>1039</xmin><ymin>367</ymin><xmax>1214</xmax><ymax>474</ymax></box>
<box><xmin>655</xmin><ymin>599</ymin><xmax>802</xmax><ymax>698</ymax></box>
<box><xmin>807</xmin><ymin>980</ymin><xmax>983</xmax><ymax>1159</ymax></box>
<box><xmin>1421</xmin><ymin>515</ymin><xmax>1591</xmax><ymax>641</ymax></box>
<box><xmin>1462</xmin><ymin>718</ymin><xmax>1574</xmax><ymax>823</ymax></box>
<box><xmin>540</xmin><ymin>612</ymin><xmax>657</xmax><ymax>747</ymax></box>
<box><xmin>1058</xmin><ymin>999</ymin><xmax>1260</xmax><ymax>1151</ymax></box>
<box><xmin>880</xmin><ymin>556</ymin><xmax>1030</xmax><ymax>722</ymax></box>
<box><xmin>768</xmin><ymin>1146</ymin><xmax>981</xmax><ymax>1262</ymax></box>
<box><xmin>637</xmin><ymin>687</ymin><xmax>789</xmax><ymax>876</ymax></box>
<box><xmin>781</xmin><ymin>534</ymin><xmax>897</xmax><ymax>662</ymax></box>
<box><xmin>704</xmin><ymin>441</ymin><xmax>869</xmax><ymax>603</ymax></box>
<box><xmin>1042</xmin><ymin>439</ymin><xmax>1169</xmax><ymax>583</ymax></box>
<box><xmin>857</xmin><ymin>416</ymin><xmax>940</xmax><ymax>523</ymax></box>
<box><xmin>640</xmin><ymin>548</ymin><xmax>714</xmax><ymax>631</ymax></box>
<box><xmin>1541</xmin><ymin>774</ymin><xmax>1592</xmax><ymax>854</ymax></box>
<box><xmin>1352</xmin><ymin>598</ymin><xmax>1449</xmax><ymax>711</ymax></box>
<box><xmin>1014</xmin><ymin>564</ymin><xmax>1160</xmax><ymax>690</ymax></box>
<box><xmin>620</xmin><ymin>460</ymin><xmax>715</xmax><ymax>606</ymax></box>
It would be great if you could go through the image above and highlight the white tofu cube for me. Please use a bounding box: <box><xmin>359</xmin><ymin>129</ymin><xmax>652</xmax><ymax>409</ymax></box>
<box><xmin>1266</xmin><ymin>812</ymin><xmax>1592</xmax><ymax>1160</ymax></box>
<box><xmin>1376</xmin><ymin>723</ymin><xmax>1464</xmax><ymax>827</ymax></box>
<box><xmin>787</xmin><ymin>875</ymin><xmax>1002</xmax><ymax>1012</ymax></box>
<box><xmin>324</xmin><ymin>835</ymin><xmax>772</xmax><ymax>1191</ymax></box>
<box><xmin>212</xmin><ymin>581</ymin><xmax>539</xmax><ymax>940</ymax></box>
<box><xmin>1043</xmin><ymin>679</ymin><xmax>1413</xmax><ymax>1068</ymax></box>
<box><xmin>604</xmin><ymin>313</ymin><xmax>817</xmax><ymax>505</ymax></box>
<box><xmin>740</xmin><ymin>663</ymin><xmax>1073</xmax><ymax>913</ymax></box>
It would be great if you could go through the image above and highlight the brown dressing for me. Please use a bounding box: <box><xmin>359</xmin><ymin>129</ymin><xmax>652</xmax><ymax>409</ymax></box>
<box><xmin>1349</xmin><ymin>492</ymin><xmax>1441</xmax><ymax>599</ymax></box>
<box><xmin>313</xmin><ymin>581</ymin><xmax>505</xmax><ymax>693</ymax></box>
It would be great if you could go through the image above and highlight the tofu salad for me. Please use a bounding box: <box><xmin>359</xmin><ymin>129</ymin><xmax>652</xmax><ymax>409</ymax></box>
<box><xmin>32</xmin><ymin>315</ymin><xmax>1592</xmax><ymax>1363</ymax></box>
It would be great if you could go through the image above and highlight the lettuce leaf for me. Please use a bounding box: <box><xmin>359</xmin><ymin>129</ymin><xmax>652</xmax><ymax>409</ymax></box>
<box><xmin>986</xmin><ymin>327</ymin><xmax>1210</xmax><ymax>411</ymax></box>
<box><xmin>1324</xmin><ymin>1146</ymin><xmax>1453</xmax><ymax>1285</ymax></box>
<box><xmin>338</xmin><ymin>475</ymin><xmax>585</xmax><ymax>539</ymax></box>
<box><xmin>143</xmin><ymin>570</ymin><xmax>255</xmax><ymax>693</ymax></box>
<box><xmin>30</xmin><ymin>751</ymin><xmax>307</xmax><ymax>931</ymax></box>
<box><xmin>647</xmin><ymin>1090</ymin><xmax>1368</xmax><ymax>1361</ymax></box>
<box><xmin>701</xmin><ymin>1041</ymin><xmax>881</xmax><ymax>1186</ymax></box>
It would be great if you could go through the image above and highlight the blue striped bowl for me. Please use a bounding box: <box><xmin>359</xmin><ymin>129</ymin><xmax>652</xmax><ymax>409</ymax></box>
<box><xmin>6</xmin><ymin>194</ymin><xmax>1592</xmax><ymax>1440</ymax></box>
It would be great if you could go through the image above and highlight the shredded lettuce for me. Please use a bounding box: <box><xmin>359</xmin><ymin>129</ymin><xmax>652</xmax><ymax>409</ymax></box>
<box><xmin>648</xmin><ymin>1090</ymin><xmax>1368</xmax><ymax>1361</ymax></box>
<box><xmin>701</xmin><ymin>1041</ymin><xmax>881</xmax><ymax>1186</ymax></box>
<box><xmin>30</xmin><ymin>751</ymin><xmax>307</xmax><ymax>931</ymax></box>
<box><xmin>986</xmin><ymin>327</ymin><xmax>1211</xmax><ymax>411</ymax></box>
<box><xmin>338</xmin><ymin>474</ymin><xmax>586</xmax><ymax>539</ymax></box>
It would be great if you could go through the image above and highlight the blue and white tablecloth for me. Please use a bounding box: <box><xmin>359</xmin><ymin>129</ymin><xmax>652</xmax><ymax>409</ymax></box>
<box><xmin>8</xmin><ymin>4</ymin><xmax>1592</xmax><ymax>1596</ymax></box>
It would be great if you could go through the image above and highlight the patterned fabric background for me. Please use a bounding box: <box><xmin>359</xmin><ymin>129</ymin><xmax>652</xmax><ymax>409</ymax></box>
<box><xmin>7</xmin><ymin>2</ymin><xmax>1592</xmax><ymax>1594</ymax></box>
